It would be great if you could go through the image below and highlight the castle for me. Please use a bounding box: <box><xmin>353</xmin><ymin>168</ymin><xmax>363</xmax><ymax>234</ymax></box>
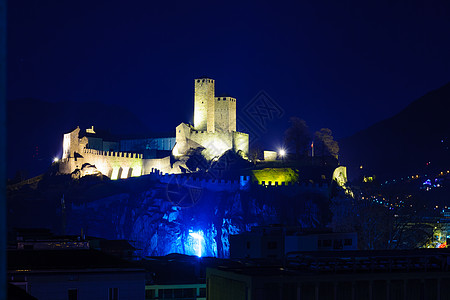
<box><xmin>59</xmin><ymin>77</ymin><xmax>249</xmax><ymax>179</ymax></box>
<box><xmin>173</xmin><ymin>78</ymin><xmax>248</xmax><ymax>160</ymax></box>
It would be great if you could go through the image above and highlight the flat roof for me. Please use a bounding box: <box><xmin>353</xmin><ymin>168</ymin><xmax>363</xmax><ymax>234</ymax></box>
<box><xmin>212</xmin><ymin>249</ymin><xmax>450</xmax><ymax>277</ymax></box>
<box><xmin>8</xmin><ymin>249</ymin><xmax>144</xmax><ymax>272</ymax></box>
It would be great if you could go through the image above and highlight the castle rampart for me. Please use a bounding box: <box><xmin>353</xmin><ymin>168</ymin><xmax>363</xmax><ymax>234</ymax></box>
<box><xmin>147</xmin><ymin>169</ymin><xmax>331</xmax><ymax>196</ymax></box>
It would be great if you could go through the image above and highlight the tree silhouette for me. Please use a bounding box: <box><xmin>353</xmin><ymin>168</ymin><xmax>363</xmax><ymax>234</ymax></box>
<box><xmin>314</xmin><ymin>128</ymin><xmax>339</xmax><ymax>158</ymax></box>
<box><xmin>284</xmin><ymin>117</ymin><xmax>311</xmax><ymax>159</ymax></box>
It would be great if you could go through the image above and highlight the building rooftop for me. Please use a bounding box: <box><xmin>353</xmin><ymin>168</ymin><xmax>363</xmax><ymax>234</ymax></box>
<box><xmin>140</xmin><ymin>254</ymin><xmax>241</xmax><ymax>285</ymax></box>
<box><xmin>238</xmin><ymin>225</ymin><xmax>337</xmax><ymax>236</ymax></box>
<box><xmin>214</xmin><ymin>248</ymin><xmax>450</xmax><ymax>277</ymax></box>
<box><xmin>8</xmin><ymin>249</ymin><xmax>143</xmax><ymax>272</ymax></box>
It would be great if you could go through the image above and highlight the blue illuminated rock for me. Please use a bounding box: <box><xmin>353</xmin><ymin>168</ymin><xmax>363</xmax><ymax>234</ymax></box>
<box><xmin>62</xmin><ymin>174</ymin><xmax>331</xmax><ymax>258</ymax></box>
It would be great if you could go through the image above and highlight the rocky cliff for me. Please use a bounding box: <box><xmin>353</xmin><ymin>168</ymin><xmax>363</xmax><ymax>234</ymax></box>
<box><xmin>8</xmin><ymin>173</ymin><xmax>332</xmax><ymax>258</ymax></box>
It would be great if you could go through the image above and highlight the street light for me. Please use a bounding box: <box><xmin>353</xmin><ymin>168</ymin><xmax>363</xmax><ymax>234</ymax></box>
<box><xmin>279</xmin><ymin>149</ymin><xmax>286</xmax><ymax>158</ymax></box>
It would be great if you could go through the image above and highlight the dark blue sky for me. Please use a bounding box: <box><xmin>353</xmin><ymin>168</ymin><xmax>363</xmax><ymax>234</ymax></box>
<box><xmin>7</xmin><ymin>0</ymin><xmax>450</xmax><ymax>143</ymax></box>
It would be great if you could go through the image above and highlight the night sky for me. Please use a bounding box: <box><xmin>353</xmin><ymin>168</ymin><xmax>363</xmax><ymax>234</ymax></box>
<box><xmin>7</xmin><ymin>0</ymin><xmax>450</xmax><ymax>144</ymax></box>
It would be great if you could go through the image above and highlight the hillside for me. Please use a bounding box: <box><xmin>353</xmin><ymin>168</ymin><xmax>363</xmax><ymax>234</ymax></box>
<box><xmin>7</xmin><ymin>98</ymin><xmax>154</xmax><ymax>179</ymax></box>
<box><xmin>7</xmin><ymin>172</ymin><xmax>333</xmax><ymax>257</ymax></box>
<box><xmin>339</xmin><ymin>82</ymin><xmax>450</xmax><ymax>181</ymax></box>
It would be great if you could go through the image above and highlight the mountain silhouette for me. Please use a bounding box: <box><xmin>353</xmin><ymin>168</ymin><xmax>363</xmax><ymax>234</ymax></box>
<box><xmin>339</xmin><ymin>82</ymin><xmax>450</xmax><ymax>181</ymax></box>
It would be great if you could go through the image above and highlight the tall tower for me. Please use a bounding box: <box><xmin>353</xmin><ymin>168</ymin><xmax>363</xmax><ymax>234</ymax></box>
<box><xmin>194</xmin><ymin>78</ymin><xmax>215</xmax><ymax>132</ymax></box>
<box><xmin>214</xmin><ymin>95</ymin><xmax>236</xmax><ymax>132</ymax></box>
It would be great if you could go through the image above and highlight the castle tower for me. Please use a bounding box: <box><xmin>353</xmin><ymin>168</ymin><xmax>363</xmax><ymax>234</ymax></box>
<box><xmin>194</xmin><ymin>78</ymin><xmax>215</xmax><ymax>132</ymax></box>
<box><xmin>214</xmin><ymin>95</ymin><xmax>236</xmax><ymax>132</ymax></box>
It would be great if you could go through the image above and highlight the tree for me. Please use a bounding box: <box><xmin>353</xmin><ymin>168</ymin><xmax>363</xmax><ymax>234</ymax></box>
<box><xmin>248</xmin><ymin>143</ymin><xmax>263</xmax><ymax>164</ymax></box>
<box><xmin>284</xmin><ymin>117</ymin><xmax>311</xmax><ymax>159</ymax></box>
<box><xmin>314</xmin><ymin>128</ymin><xmax>339</xmax><ymax>158</ymax></box>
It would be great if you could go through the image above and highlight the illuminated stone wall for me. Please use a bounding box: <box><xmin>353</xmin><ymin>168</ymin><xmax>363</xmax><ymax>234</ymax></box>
<box><xmin>194</xmin><ymin>78</ymin><xmax>215</xmax><ymax>132</ymax></box>
<box><xmin>142</xmin><ymin>156</ymin><xmax>172</xmax><ymax>175</ymax></box>
<box><xmin>60</xmin><ymin>127</ymin><xmax>147</xmax><ymax>179</ymax></box>
<box><xmin>232</xmin><ymin>131</ymin><xmax>249</xmax><ymax>155</ymax></box>
<box><xmin>81</xmin><ymin>149</ymin><xmax>143</xmax><ymax>179</ymax></box>
<box><xmin>214</xmin><ymin>96</ymin><xmax>236</xmax><ymax>132</ymax></box>
<box><xmin>180</xmin><ymin>78</ymin><xmax>247</xmax><ymax>159</ymax></box>
<box><xmin>59</xmin><ymin>127</ymin><xmax>179</xmax><ymax>178</ymax></box>
<box><xmin>62</xmin><ymin>127</ymin><xmax>87</xmax><ymax>159</ymax></box>
<box><xmin>264</xmin><ymin>151</ymin><xmax>278</xmax><ymax>161</ymax></box>
<box><xmin>60</xmin><ymin>78</ymin><xmax>248</xmax><ymax>177</ymax></box>
<box><xmin>173</xmin><ymin>123</ymin><xmax>249</xmax><ymax>160</ymax></box>
<box><xmin>332</xmin><ymin>166</ymin><xmax>347</xmax><ymax>187</ymax></box>
<box><xmin>229</xmin><ymin>96</ymin><xmax>236</xmax><ymax>132</ymax></box>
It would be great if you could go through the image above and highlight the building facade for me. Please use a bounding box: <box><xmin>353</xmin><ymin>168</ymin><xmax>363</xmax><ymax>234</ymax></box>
<box><xmin>8</xmin><ymin>249</ymin><xmax>145</xmax><ymax>300</ymax></box>
<box><xmin>230</xmin><ymin>226</ymin><xmax>357</xmax><ymax>260</ymax></box>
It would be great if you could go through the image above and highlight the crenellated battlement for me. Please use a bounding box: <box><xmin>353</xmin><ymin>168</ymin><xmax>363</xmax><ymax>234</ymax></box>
<box><xmin>149</xmin><ymin>168</ymin><xmax>241</xmax><ymax>191</ymax></box>
<box><xmin>148</xmin><ymin>169</ymin><xmax>329</xmax><ymax>193</ymax></box>
<box><xmin>253</xmin><ymin>180</ymin><xmax>329</xmax><ymax>189</ymax></box>
<box><xmin>192</xmin><ymin>130</ymin><xmax>207</xmax><ymax>134</ymax></box>
<box><xmin>83</xmin><ymin>148</ymin><xmax>143</xmax><ymax>159</ymax></box>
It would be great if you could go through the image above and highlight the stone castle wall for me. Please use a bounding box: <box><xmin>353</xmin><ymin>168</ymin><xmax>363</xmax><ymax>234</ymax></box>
<box><xmin>81</xmin><ymin>149</ymin><xmax>143</xmax><ymax>179</ymax></box>
<box><xmin>142</xmin><ymin>156</ymin><xmax>172</xmax><ymax>175</ymax></box>
<box><xmin>148</xmin><ymin>169</ymin><xmax>330</xmax><ymax>196</ymax></box>
<box><xmin>173</xmin><ymin>123</ymin><xmax>249</xmax><ymax>160</ymax></box>
<box><xmin>232</xmin><ymin>131</ymin><xmax>249</xmax><ymax>155</ymax></box>
<box><xmin>60</xmin><ymin>127</ymin><xmax>146</xmax><ymax>179</ymax></box>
